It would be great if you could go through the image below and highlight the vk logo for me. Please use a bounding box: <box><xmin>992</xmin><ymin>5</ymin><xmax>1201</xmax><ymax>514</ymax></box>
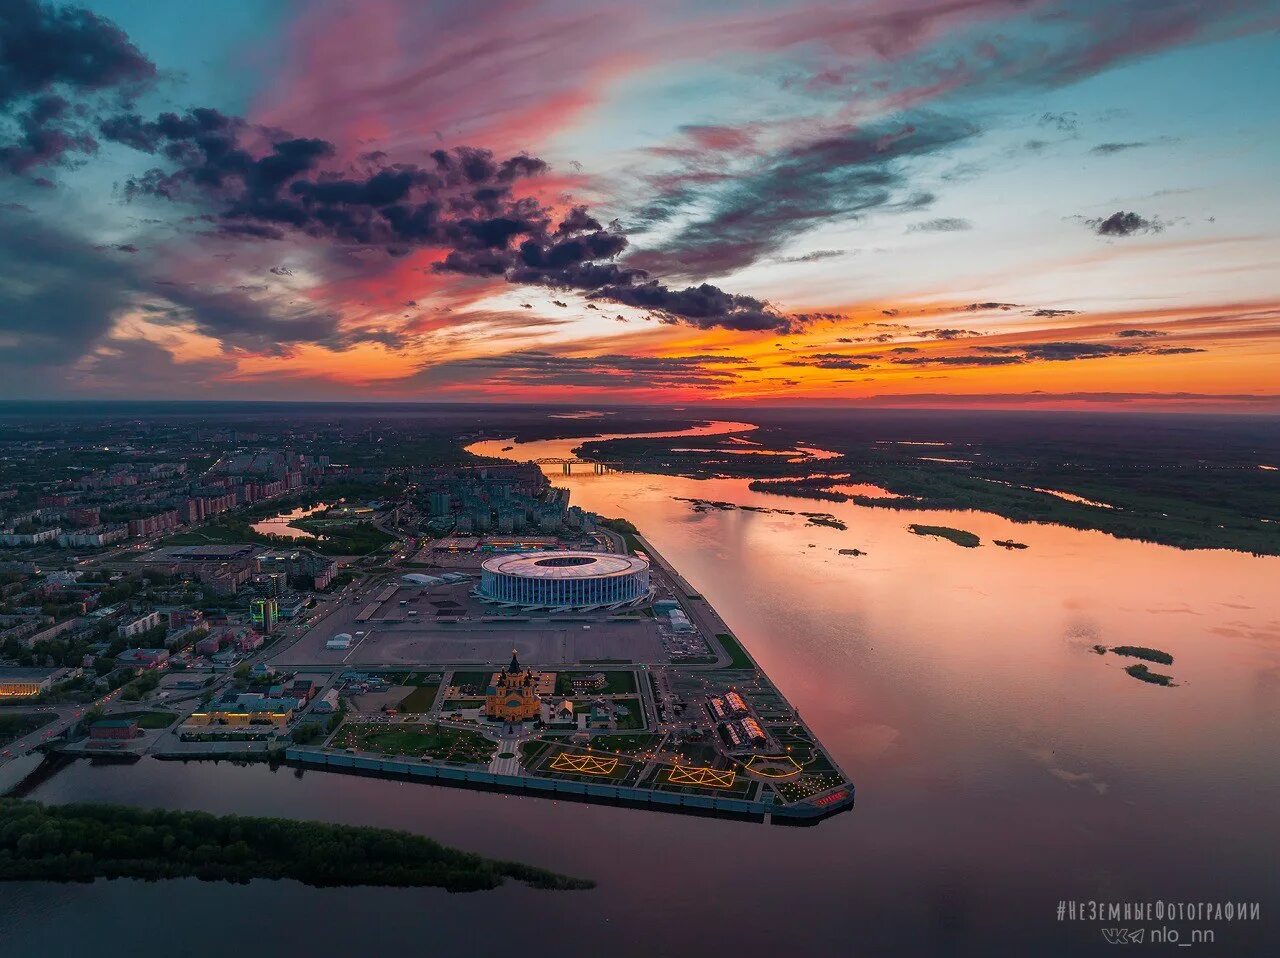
<box><xmin>1101</xmin><ymin>928</ymin><xmax>1146</xmax><ymax>944</ymax></box>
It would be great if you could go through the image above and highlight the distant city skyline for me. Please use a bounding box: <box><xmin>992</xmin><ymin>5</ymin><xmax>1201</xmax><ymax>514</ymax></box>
<box><xmin>1</xmin><ymin>0</ymin><xmax>1277</xmax><ymax>409</ymax></box>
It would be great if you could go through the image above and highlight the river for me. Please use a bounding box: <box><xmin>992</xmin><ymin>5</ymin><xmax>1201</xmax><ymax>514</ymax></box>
<box><xmin>5</xmin><ymin>421</ymin><xmax>1277</xmax><ymax>956</ymax></box>
<box><xmin>249</xmin><ymin>501</ymin><xmax>330</xmax><ymax>540</ymax></box>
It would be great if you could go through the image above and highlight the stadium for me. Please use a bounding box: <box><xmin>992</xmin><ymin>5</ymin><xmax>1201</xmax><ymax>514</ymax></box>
<box><xmin>477</xmin><ymin>551</ymin><xmax>650</xmax><ymax>611</ymax></box>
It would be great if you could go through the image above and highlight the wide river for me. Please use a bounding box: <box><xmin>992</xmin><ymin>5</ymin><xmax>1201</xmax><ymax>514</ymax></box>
<box><xmin>7</xmin><ymin>421</ymin><xmax>1278</xmax><ymax>956</ymax></box>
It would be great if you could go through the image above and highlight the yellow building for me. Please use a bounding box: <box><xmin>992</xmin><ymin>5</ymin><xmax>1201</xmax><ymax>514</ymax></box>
<box><xmin>185</xmin><ymin>694</ymin><xmax>295</xmax><ymax>727</ymax></box>
<box><xmin>0</xmin><ymin>668</ymin><xmax>57</xmax><ymax>699</ymax></box>
<box><xmin>485</xmin><ymin>651</ymin><xmax>543</xmax><ymax>723</ymax></box>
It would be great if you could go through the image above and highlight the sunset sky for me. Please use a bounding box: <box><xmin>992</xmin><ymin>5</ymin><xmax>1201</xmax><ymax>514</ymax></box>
<box><xmin>2</xmin><ymin>0</ymin><xmax>1278</xmax><ymax>409</ymax></box>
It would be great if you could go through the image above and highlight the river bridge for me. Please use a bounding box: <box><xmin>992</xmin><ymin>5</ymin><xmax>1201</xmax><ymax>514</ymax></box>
<box><xmin>532</xmin><ymin>458</ymin><xmax>621</xmax><ymax>474</ymax></box>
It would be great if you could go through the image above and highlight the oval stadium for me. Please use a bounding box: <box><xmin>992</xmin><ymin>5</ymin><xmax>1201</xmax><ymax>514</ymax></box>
<box><xmin>478</xmin><ymin>551</ymin><xmax>650</xmax><ymax>611</ymax></box>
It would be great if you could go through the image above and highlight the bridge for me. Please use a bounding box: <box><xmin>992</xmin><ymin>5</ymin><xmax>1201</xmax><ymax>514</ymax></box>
<box><xmin>532</xmin><ymin>458</ymin><xmax>622</xmax><ymax>474</ymax></box>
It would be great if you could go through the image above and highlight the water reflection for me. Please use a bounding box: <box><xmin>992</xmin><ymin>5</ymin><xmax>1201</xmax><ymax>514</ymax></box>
<box><xmin>10</xmin><ymin>420</ymin><xmax>1278</xmax><ymax>956</ymax></box>
<box><xmin>250</xmin><ymin>502</ymin><xmax>329</xmax><ymax>540</ymax></box>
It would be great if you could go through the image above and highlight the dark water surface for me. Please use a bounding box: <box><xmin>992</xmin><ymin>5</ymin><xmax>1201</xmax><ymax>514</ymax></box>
<box><xmin>5</xmin><ymin>423</ymin><xmax>1277</xmax><ymax>957</ymax></box>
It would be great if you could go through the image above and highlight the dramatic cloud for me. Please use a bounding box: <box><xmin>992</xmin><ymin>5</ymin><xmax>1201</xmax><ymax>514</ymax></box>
<box><xmin>104</xmin><ymin>109</ymin><xmax>793</xmax><ymax>332</ymax></box>
<box><xmin>0</xmin><ymin>207</ymin><xmax>135</xmax><ymax>364</ymax></box>
<box><xmin>993</xmin><ymin>342</ymin><xmax>1143</xmax><ymax>361</ymax></box>
<box><xmin>1116</xmin><ymin>328</ymin><xmax>1166</xmax><ymax>338</ymax></box>
<box><xmin>893</xmin><ymin>339</ymin><xmax>1207</xmax><ymax>367</ymax></box>
<box><xmin>916</xmin><ymin>328</ymin><xmax>983</xmax><ymax>339</ymax></box>
<box><xmin>631</xmin><ymin>113</ymin><xmax>978</xmax><ymax>278</ymax></box>
<box><xmin>424</xmin><ymin>350</ymin><xmax>747</xmax><ymax>391</ymax></box>
<box><xmin>783</xmin><ymin>352</ymin><xmax>874</xmax><ymax>370</ymax></box>
<box><xmin>0</xmin><ymin>205</ymin><xmax>396</xmax><ymax>374</ymax></box>
<box><xmin>0</xmin><ymin>0</ymin><xmax>155</xmax><ymax>176</ymax></box>
<box><xmin>1032</xmin><ymin>308</ymin><xmax>1079</xmax><ymax>317</ymax></box>
<box><xmin>893</xmin><ymin>354</ymin><xmax>1024</xmax><ymax>366</ymax></box>
<box><xmin>1088</xmin><ymin>210</ymin><xmax>1163</xmax><ymax>237</ymax></box>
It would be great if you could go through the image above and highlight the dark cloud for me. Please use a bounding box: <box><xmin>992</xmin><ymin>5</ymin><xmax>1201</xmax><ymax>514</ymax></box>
<box><xmin>1088</xmin><ymin>211</ymin><xmax>1163</xmax><ymax>236</ymax></box>
<box><xmin>907</xmin><ymin>217</ymin><xmax>972</xmax><ymax>233</ymax></box>
<box><xmin>890</xmin><ymin>346</ymin><xmax>921</xmax><ymax>353</ymax></box>
<box><xmin>590</xmin><ymin>281</ymin><xmax>788</xmax><ymax>332</ymax></box>
<box><xmin>1039</xmin><ymin>111</ymin><xmax>1079</xmax><ymax>133</ymax></box>
<box><xmin>1003</xmin><ymin>342</ymin><xmax>1143</xmax><ymax>361</ymax></box>
<box><xmin>962</xmin><ymin>302</ymin><xmax>1020</xmax><ymax>311</ymax></box>
<box><xmin>1116</xmin><ymin>328</ymin><xmax>1166</xmax><ymax>338</ymax></box>
<box><xmin>917</xmin><ymin>328</ymin><xmax>983</xmax><ymax>339</ymax></box>
<box><xmin>895</xmin><ymin>338</ymin><xmax>1204</xmax><ymax>367</ymax></box>
<box><xmin>0</xmin><ymin>206</ymin><xmax>135</xmax><ymax>363</ymax></box>
<box><xmin>269</xmin><ymin>265</ymin><xmax>294</xmax><ymax>276</ymax></box>
<box><xmin>893</xmin><ymin>354</ymin><xmax>1024</xmax><ymax>367</ymax></box>
<box><xmin>0</xmin><ymin>205</ymin><xmax>396</xmax><ymax>370</ymax></box>
<box><xmin>104</xmin><ymin>107</ymin><xmax>792</xmax><ymax>333</ymax></box>
<box><xmin>774</xmin><ymin>249</ymin><xmax>848</xmax><ymax>263</ymax></box>
<box><xmin>630</xmin><ymin>113</ymin><xmax>977</xmax><ymax>278</ymax></box>
<box><xmin>0</xmin><ymin>0</ymin><xmax>155</xmax><ymax>176</ymax></box>
<box><xmin>1032</xmin><ymin>308</ymin><xmax>1079</xmax><ymax>317</ymax></box>
<box><xmin>783</xmin><ymin>353</ymin><xmax>874</xmax><ymax>370</ymax></box>
<box><xmin>1091</xmin><ymin>141</ymin><xmax>1150</xmax><ymax>155</ymax></box>
<box><xmin>423</xmin><ymin>350</ymin><xmax>746</xmax><ymax>391</ymax></box>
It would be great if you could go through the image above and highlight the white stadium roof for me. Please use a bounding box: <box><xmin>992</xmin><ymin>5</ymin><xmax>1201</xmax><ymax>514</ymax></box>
<box><xmin>480</xmin><ymin>550</ymin><xmax>648</xmax><ymax>579</ymax></box>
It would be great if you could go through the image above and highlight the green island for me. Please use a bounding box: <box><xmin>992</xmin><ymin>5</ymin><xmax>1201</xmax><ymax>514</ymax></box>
<box><xmin>907</xmin><ymin>524</ymin><xmax>981</xmax><ymax>548</ymax></box>
<box><xmin>1110</xmin><ymin>646</ymin><xmax>1174</xmax><ymax>666</ymax></box>
<box><xmin>1125</xmin><ymin>663</ymin><xmax>1176</xmax><ymax>686</ymax></box>
<box><xmin>0</xmin><ymin>800</ymin><xmax>592</xmax><ymax>892</ymax></box>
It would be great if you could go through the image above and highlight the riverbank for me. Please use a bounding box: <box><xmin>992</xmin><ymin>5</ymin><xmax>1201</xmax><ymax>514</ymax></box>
<box><xmin>0</xmin><ymin>799</ymin><xmax>593</xmax><ymax>892</ymax></box>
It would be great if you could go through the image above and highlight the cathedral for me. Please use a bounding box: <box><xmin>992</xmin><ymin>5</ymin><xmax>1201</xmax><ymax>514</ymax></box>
<box><xmin>484</xmin><ymin>651</ymin><xmax>543</xmax><ymax>723</ymax></box>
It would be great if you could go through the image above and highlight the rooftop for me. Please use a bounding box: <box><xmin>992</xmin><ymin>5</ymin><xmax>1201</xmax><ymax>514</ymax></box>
<box><xmin>481</xmin><ymin>550</ymin><xmax>648</xmax><ymax>580</ymax></box>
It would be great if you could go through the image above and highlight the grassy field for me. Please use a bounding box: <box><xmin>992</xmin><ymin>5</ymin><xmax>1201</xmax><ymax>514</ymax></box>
<box><xmin>110</xmin><ymin>710</ymin><xmax>178</xmax><ymax>729</ymax></box>
<box><xmin>520</xmin><ymin>738</ymin><xmax>555</xmax><ymax>766</ymax></box>
<box><xmin>611</xmin><ymin>697</ymin><xmax>645</xmax><ymax>730</ymax></box>
<box><xmin>588</xmin><ymin>733</ymin><xmax>663</xmax><ymax>756</ymax></box>
<box><xmin>448</xmin><ymin>671</ymin><xmax>492</xmax><ymax>695</ymax></box>
<box><xmin>535</xmin><ymin>744</ymin><xmax>640</xmax><ymax>784</ymax></box>
<box><xmin>334</xmin><ymin>722</ymin><xmax>495</xmax><ymax>764</ymax></box>
<box><xmin>715</xmin><ymin>633</ymin><xmax>754</xmax><ymax>669</ymax></box>
<box><xmin>907</xmin><ymin>524</ymin><xmax>981</xmax><ymax>547</ymax></box>
<box><xmin>397</xmin><ymin>684</ymin><xmax>440</xmax><ymax>713</ymax></box>
<box><xmin>555</xmin><ymin>670</ymin><xmax>637</xmax><ymax>696</ymax></box>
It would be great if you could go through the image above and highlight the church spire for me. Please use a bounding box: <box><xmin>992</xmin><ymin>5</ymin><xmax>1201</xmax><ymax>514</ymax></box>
<box><xmin>507</xmin><ymin>649</ymin><xmax>521</xmax><ymax>674</ymax></box>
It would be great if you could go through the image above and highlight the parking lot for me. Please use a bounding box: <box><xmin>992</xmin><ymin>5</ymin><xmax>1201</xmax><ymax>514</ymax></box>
<box><xmin>271</xmin><ymin>576</ymin><xmax>671</xmax><ymax>667</ymax></box>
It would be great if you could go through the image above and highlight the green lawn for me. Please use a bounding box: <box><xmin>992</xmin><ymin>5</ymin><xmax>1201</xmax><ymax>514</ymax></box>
<box><xmin>588</xmin><ymin>733</ymin><xmax>663</xmax><ymax>756</ymax></box>
<box><xmin>333</xmin><ymin>722</ymin><xmax>495</xmax><ymax>764</ymax></box>
<box><xmin>110</xmin><ymin>710</ymin><xmax>178</xmax><ymax>729</ymax></box>
<box><xmin>520</xmin><ymin>738</ymin><xmax>554</xmax><ymax>766</ymax></box>
<box><xmin>715</xmin><ymin>633</ymin><xmax>754</xmax><ymax>669</ymax></box>
<box><xmin>448</xmin><ymin>671</ymin><xmax>492</xmax><ymax>695</ymax></box>
<box><xmin>397</xmin><ymin>684</ymin><xmax>440</xmax><ymax>713</ymax></box>
<box><xmin>611</xmin><ymin>697</ymin><xmax>645</xmax><ymax>730</ymax></box>
<box><xmin>555</xmin><ymin>670</ymin><xmax>637</xmax><ymax>696</ymax></box>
